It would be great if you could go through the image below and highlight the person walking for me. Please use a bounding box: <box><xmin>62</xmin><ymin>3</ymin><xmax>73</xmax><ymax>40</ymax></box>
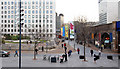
<box><xmin>14</xmin><ymin>50</ymin><xmax>18</xmax><ymax>57</ymax></box>
<box><xmin>42</xmin><ymin>46</ymin><xmax>44</xmax><ymax>52</ymax></box>
<box><xmin>90</xmin><ymin>49</ymin><xmax>93</xmax><ymax>57</ymax></box>
<box><xmin>35</xmin><ymin>48</ymin><xmax>38</xmax><ymax>55</ymax></box>
<box><xmin>98</xmin><ymin>50</ymin><xmax>101</xmax><ymax>57</ymax></box>
<box><xmin>77</xmin><ymin>48</ymin><xmax>80</xmax><ymax>54</ymax></box>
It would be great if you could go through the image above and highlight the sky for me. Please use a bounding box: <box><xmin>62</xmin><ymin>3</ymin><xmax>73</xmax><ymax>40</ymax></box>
<box><xmin>56</xmin><ymin>0</ymin><xmax>99</xmax><ymax>23</ymax></box>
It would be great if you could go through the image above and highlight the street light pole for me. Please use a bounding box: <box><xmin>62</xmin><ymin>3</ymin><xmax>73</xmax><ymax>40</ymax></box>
<box><xmin>19</xmin><ymin>0</ymin><xmax>21</xmax><ymax>68</ymax></box>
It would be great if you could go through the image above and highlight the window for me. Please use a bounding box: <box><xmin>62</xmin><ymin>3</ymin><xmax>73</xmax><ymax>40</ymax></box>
<box><xmin>11</xmin><ymin>15</ymin><xmax>13</xmax><ymax>18</ymax></box>
<box><xmin>43</xmin><ymin>20</ymin><xmax>45</xmax><ymax>23</ymax></box>
<box><xmin>36</xmin><ymin>6</ymin><xmax>38</xmax><ymax>9</ymax></box>
<box><xmin>8</xmin><ymin>15</ymin><xmax>10</xmax><ymax>18</ymax></box>
<box><xmin>25</xmin><ymin>15</ymin><xmax>27</xmax><ymax>18</ymax></box>
<box><xmin>50</xmin><ymin>6</ymin><xmax>52</xmax><ymax>9</ymax></box>
<box><xmin>36</xmin><ymin>15</ymin><xmax>38</xmax><ymax>18</ymax></box>
<box><xmin>46</xmin><ymin>6</ymin><xmax>49</xmax><ymax>9</ymax></box>
<box><xmin>39</xmin><ymin>20</ymin><xmax>41</xmax><ymax>23</ymax></box>
<box><xmin>47</xmin><ymin>20</ymin><xmax>49</xmax><ymax>23</ymax></box>
<box><xmin>36</xmin><ymin>25</ymin><xmax>38</xmax><ymax>27</ymax></box>
<box><xmin>36</xmin><ymin>20</ymin><xmax>38</xmax><ymax>23</ymax></box>
<box><xmin>28</xmin><ymin>20</ymin><xmax>31</xmax><ymax>23</ymax></box>
<box><xmin>46</xmin><ymin>15</ymin><xmax>49</xmax><ymax>18</ymax></box>
<box><xmin>39</xmin><ymin>15</ymin><xmax>41</xmax><ymax>18</ymax></box>
<box><xmin>11</xmin><ymin>6</ymin><xmax>13</xmax><ymax>9</ymax></box>
<box><xmin>25</xmin><ymin>6</ymin><xmax>27</xmax><ymax>9</ymax></box>
<box><xmin>5</xmin><ymin>11</ymin><xmax>7</xmax><ymax>14</ymax></box>
<box><xmin>8</xmin><ymin>20</ymin><xmax>10</xmax><ymax>23</ymax></box>
<box><xmin>39</xmin><ymin>6</ymin><xmax>41</xmax><ymax>9</ymax></box>
<box><xmin>32</xmin><ymin>20</ymin><xmax>34</xmax><ymax>23</ymax></box>
<box><xmin>36</xmin><ymin>10</ymin><xmax>38</xmax><ymax>14</ymax></box>
<box><xmin>43</xmin><ymin>15</ymin><xmax>45</xmax><ymax>18</ymax></box>
<box><xmin>1</xmin><ymin>20</ymin><xmax>3</xmax><ymax>23</ymax></box>
<box><xmin>8</xmin><ymin>2</ymin><xmax>10</xmax><ymax>5</ymax></box>
<box><xmin>1</xmin><ymin>15</ymin><xmax>3</xmax><ymax>18</ymax></box>
<box><xmin>46</xmin><ymin>2</ymin><xmax>49</xmax><ymax>4</ymax></box>
<box><xmin>39</xmin><ymin>11</ymin><xmax>41</xmax><ymax>14</ymax></box>
<box><xmin>50</xmin><ymin>20</ymin><xmax>52</xmax><ymax>23</ymax></box>
<box><xmin>11</xmin><ymin>11</ymin><xmax>14</xmax><ymax>14</ymax></box>
<box><xmin>8</xmin><ymin>24</ymin><xmax>10</xmax><ymax>27</ymax></box>
<box><xmin>1</xmin><ymin>2</ymin><xmax>3</xmax><ymax>5</ymax></box>
<box><xmin>28</xmin><ymin>15</ymin><xmax>30</xmax><ymax>18</ymax></box>
<box><xmin>8</xmin><ymin>11</ymin><xmax>10</xmax><ymax>14</ymax></box>
<box><xmin>5</xmin><ymin>2</ymin><xmax>7</xmax><ymax>5</ymax></box>
<box><xmin>25</xmin><ymin>1</ymin><xmax>27</xmax><ymax>4</ymax></box>
<box><xmin>32</xmin><ymin>10</ymin><xmax>34</xmax><ymax>14</ymax></box>
<box><xmin>46</xmin><ymin>10</ymin><xmax>49</xmax><ymax>14</ymax></box>
<box><xmin>8</xmin><ymin>6</ymin><xmax>10</xmax><ymax>9</ymax></box>
<box><xmin>50</xmin><ymin>1</ymin><xmax>52</xmax><ymax>4</ymax></box>
<box><xmin>11</xmin><ymin>29</ymin><xmax>13</xmax><ymax>32</ymax></box>
<box><xmin>28</xmin><ymin>2</ymin><xmax>31</xmax><ymax>4</ymax></box>
<box><xmin>50</xmin><ymin>10</ymin><xmax>52</xmax><ymax>14</ymax></box>
<box><xmin>25</xmin><ymin>11</ymin><xmax>27</xmax><ymax>14</ymax></box>
<box><xmin>25</xmin><ymin>20</ymin><xmax>27</xmax><ymax>23</ymax></box>
<box><xmin>5</xmin><ymin>20</ymin><xmax>7</xmax><ymax>23</ymax></box>
<box><xmin>43</xmin><ymin>11</ymin><xmax>45</xmax><ymax>14</ymax></box>
<box><xmin>1</xmin><ymin>6</ymin><xmax>3</xmax><ymax>9</ymax></box>
<box><xmin>32</xmin><ymin>1</ymin><xmax>34</xmax><ymax>4</ymax></box>
<box><xmin>11</xmin><ymin>2</ymin><xmax>13</xmax><ymax>5</ymax></box>
<box><xmin>28</xmin><ymin>10</ymin><xmax>31</xmax><ymax>14</ymax></box>
<box><xmin>11</xmin><ymin>20</ymin><xmax>13</xmax><ymax>23</ymax></box>
<box><xmin>36</xmin><ymin>1</ymin><xmax>38</xmax><ymax>4</ymax></box>
<box><xmin>5</xmin><ymin>15</ymin><xmax>7</xmax><ymax>18</ymax></box>
<box><xmin>32</xmin><ymin>15</ymin><xmax>34</xmax><ymax>18</ymax></box>
<box><xmin>11</xmin><ymin>24</ymin><xmax>13</xmax><ymax>27</ymax></box>
<box><xmin>28</xmin><ymin>6</ymin><xmax>30</xmax><ymax>9</ymax></box>
<box><xmin>50</xmin><ymin>15</ymin><xmax>52</xmax><ymax>18</ymax></box>
<box><xmin>32</xmin><ymin>6</ymin><xmax>34</xmax><ymax>9</ymax></box>
<box><xmin>5</xmin><ymin>6</ymin><xmax>7</xmax><ymax>9</ymax></box>
<box><xmin>1</xmin><ymin>11</ymin><xmax>3</xmax><ymax>14</ymax></box>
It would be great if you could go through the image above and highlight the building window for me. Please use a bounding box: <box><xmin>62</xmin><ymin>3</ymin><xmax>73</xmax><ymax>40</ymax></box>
<box><xmin>28</xmin><ymin>15</ymin><xmax>30</xmax><ymax>18</ymax></box>
<box><xmin>32</xmin><ymin>15</ymin><xmax>34</xmax><ymax>18</ymax></box>
<box><xmin>25</xmin><ymin>15</ymin><xmax>27</xmax><ymax>18</ymax></box>
<box><xmin>5</xmin><ymin>11</ymin><xmax>7</xmax><ymax>14</ymax></box>
<box><xmin>39</xmin><ymin>15</ymin><xmax>41</xmax><ymax>18</ymax></box>
<box><xmin>25</xmin><ymin>6</ymin><xmax>27</xmax><ymax>9</ymax></box>
<box><xmin>11</xmin><ymin>15</ymin><xmax>13</xmax><ymax>18</ymax></box>
<box><xmin>28</xmin><ymin>10</ymin><xmax>31</xmax><ymax>14</ymax></box>
<box><xmin>1</xmin><ymin>6</ymin><xmax>3</xmax><ymax>9</ymax></box>
<box><xmin>11</xmin><ymin>6</ymin><xmax>13</xmax><ymax>9</ymax></box>
<box><xmin>25</xmin><ymin>11</ymin><xmax>27</xmax><ymax>14</ymax></box>
<box><xmin>50</xmin><ymin>10</ymin><xmax>52</xmax><ymax>14</ymax></box>
<box><xmin>36</xmin><ymin>10</ymin><xmax>38</xmax><ymax>14</ymax></box>
<box><xmin>1</xmin><ymin>11</ymin><xmax>3</xmax><ymax>14</ymax></box>
<box><xmin>28</xmin><ymin>20</ymin><xmax>31</xmax><ymax>23</ymax></box>
<box><xmin>50</xmin><ymin>1</ymin><xmax>52</xmax><ymax>4</ymax></box>
<box><xmin>46</xmin><ymin>10</ymin><xmax>49</xmax><ymax>14</ymax></box>
<box><xmin>32</xmin><ymin>6</ymin><xmax>34</xmax><ymax>9</ymax></box>
<box><xmin>39</xmin><ymin>11</ymin><xmax>41</xmax><ymax>14</ymax></box>
<box><xmin>50</xmin><ymin>15</ymin><xmax>52</xmax><ymax>18</ymax></box>
<box><xmin>28</xmin><ymin>2</ymin><xmax>31</xmax><ymax>4</ymax></box>
<box><xmin>5</xmin><ymin>20</ymin><xmax>7</xmax><ymax>23</ymax></box>
<box><xmin>43</xmin><ymin>11</ymin><xmax>45</xmax><ymax>14</ymax></box>
<box><xmin>46</xmin><ymin>6</ymin><xmax>49</xmax><ymax>9</ymax></box>
<box><xmin>39</xmin><ymin>20</ymin><xmax>41</xmax><ymax>23</ymax></box>
<box><xmin>11</xmin><ymin>20</ymin><xmax>13</xmax><ymax>23</ymax></box>
<box><xmin>50</xmin><ymin>20</ymin><xmax>52</xmax><ymax>23</ymax></box>
<box><xmin>32</xmin><ymin>1</ymin><xmax>34</xmax><ymax>4</ymax></box>
<box><xmin>25</xmin><ymin>20</ymin><xmax>27</xmax><ymax>23</ymax></box>
<box><xmin>28</xmin><ymin>6</ymin><xmax>30</xmax><ymax>9</ymax></box>
<box><xmin>32</xmin><ymin>20</ymin><xmax>34</xmax><ymax>23</ymax></box>
<box><xmin>36</xmin><ymin>20</ymin><xmax>38</xmax><ymax>23</ymax></box>
<box><xmin>5</xmin><ymin>6</ymin><xmax>7</xmax><ymax>9</ymax></box>
<box><xmin>36</xmin><ymin>15</ymin><xmax>38</xmax><ymax>18</ymax></box>
<box><xmin>47</xmin><ymin>20</ymin><xmax>49</xmax><ymax>23</ymax></box>
<box><xmin>1</xmin><ymin>2</ymin><xmax>3</xmax><ymax>5</ymax></box>
<box><xmin>43</xmin><ymin>20</ymin><xmax>45</xmax><ymax>23</ymax></box>
<box><xmin>5</xmin><ymin>15</ymin><xmax>7</xmax><ymax>18</ymax></box>
<box><xmin>11</xmin><ymin>11</ymin><xmax>14</xmax><ymax>14</ymax></box>
<box><xmin>50</xmin><ymin>6</ymin><xmax>52</xmax><ymax>9</ymax></box>
<box><xmin>8</xmin><ymin>20</ymin><xmax>10</xmax><ymax>23</ymax></box>
<box><xmin>32</xmin><ymin>10</ymin><xmax>34</xmax><ymax>14</ymax></box>
<box><xmin>11</xmin><ymin>2</ymin><xmax>14</xmax><ymax>5</ymax></box>
<box><xmin>36</xmin><ymin>6</ymin><xmax>38</xmax><ymax>9</ymax></box>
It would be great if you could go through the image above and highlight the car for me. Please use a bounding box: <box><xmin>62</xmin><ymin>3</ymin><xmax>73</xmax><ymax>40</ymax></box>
<box><xmin>0</xmin><ymin>50</ymin><xmax>10</xmax><ymax>57</ymax></box>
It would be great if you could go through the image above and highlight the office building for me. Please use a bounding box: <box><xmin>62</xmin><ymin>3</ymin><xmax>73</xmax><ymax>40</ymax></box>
<box><xmin>0</xmin><ymin>0</ymin><xmax>56</xmax><ymax>39</ymax></box>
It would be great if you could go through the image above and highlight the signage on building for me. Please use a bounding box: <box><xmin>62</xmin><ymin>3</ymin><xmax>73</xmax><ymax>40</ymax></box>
<box><xmin>65</xmin><ymin>24</ymin><xmax>69</xmax><ymax>38</ymax></box>
<box><xmin>116</xmin><ymin>21</ymin><xmax>120</xmax><ymax>31</ymax></box>
<box><xmin>63</xmin><ymin>27</ymin><xmax>65</xmax><ymax>37</ymax></box>
<box><xmin>61</xmin><ymin>28</ymin><xmax>63</xmax><ymax>36</ymax></box>
<box><xmin>70</xmin><ymin>21</ymin><xmax>74</xmax><ymax>39</ymax></box>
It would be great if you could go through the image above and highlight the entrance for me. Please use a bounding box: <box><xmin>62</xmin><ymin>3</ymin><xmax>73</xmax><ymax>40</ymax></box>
<box><xmin>101</xmin><ymin>33</ymin><xmax>111</xmax><ymax>49</ymax></box>
<box><xmin>118</xmin><ymin>31</ymin><xmax>120</xmax><ymax>53</ymax></box>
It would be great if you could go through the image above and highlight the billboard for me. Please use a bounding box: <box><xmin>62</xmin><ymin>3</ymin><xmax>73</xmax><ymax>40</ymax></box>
<box><xmin>65</xmin><ymin>24</ymin><xmax>69</xmax><ymax>38</ymax></box>
<box><xmin>61</xmin><ymin>28</ymin><xmax>63</xmax><ymax>36</ymax></box>
<box><xmin>63</xmin><ymin>27</ymin><xmax>65</xmax><ymax>37</ymax></box>
<box><xmin>70</xmin><ymin>21</ymin><xmax>74</xmax><ymax>39</ymax></box>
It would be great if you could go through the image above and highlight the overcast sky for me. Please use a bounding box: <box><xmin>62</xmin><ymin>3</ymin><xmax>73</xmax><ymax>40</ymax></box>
<box><xmin>56</xmin><ymin>0</ymin><xmax>99</xmax><ymax>23</ymax></box>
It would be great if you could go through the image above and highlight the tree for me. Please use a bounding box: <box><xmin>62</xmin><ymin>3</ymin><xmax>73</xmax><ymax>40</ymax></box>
<box><xmin>74</xmin><ymin>16</ymin><xmax>91</xmax><ymax>61</ymax></box>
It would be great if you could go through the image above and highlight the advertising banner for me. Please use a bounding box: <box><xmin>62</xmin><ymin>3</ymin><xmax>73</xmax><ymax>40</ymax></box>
<box><xmin>63</xmin><ymin>27</ymin><xmax>65</xmax><ymax>37</ymax></box>
<box><xmin>61</xmin><ymin>28</ymin><xmax>63</xmax><ymax>36</ymax></box>
<box><xmin>65</xmin><ymin>25</ymin><xmax>69</xmax><ymax>38</ymax></box>
<box><xmin>70</xmin><ymin>21</ymin><xmax>74</xmax><ymax>39</ymax></box>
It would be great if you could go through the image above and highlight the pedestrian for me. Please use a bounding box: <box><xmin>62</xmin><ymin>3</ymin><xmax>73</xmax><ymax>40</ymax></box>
<box><xmin>42</xmin><ymin>46</ymin><xmax>44</xmax><ymax>52</ymax></box>
<box><xmin>90</xmin><ymin>49</ymin><xmax>93</xmax><ymax>57</ymax></box>
<box><xmin>68</xmin><ymin>50</ymin><xmax>72</xmax><ymax>57</ymax></box>
<box><xmin>35</xmin><ymin>48</ymin><xmax>38</xmax><ymax>55</ymax></box>
<box><xmin>98</xmin><ymin>50</ymin><xmax>101</xmax><ymax>57</ymax></box>
<box><xmin>94</xmin><ymin>54</ymin><xmax>97</xmax><ymax>63</ymax></box>
<box><xmin>77</xmin><ymin>48</ymin><xmax>80</xmax><ymax>54</ymax></box>
<box><xmin>14</xmin><ymin>50</ymin><xmax>18</xmax><ymax>57</ymax></box>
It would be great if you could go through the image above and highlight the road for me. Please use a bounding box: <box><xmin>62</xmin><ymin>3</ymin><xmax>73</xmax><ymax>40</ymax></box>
<box><xmin>1</xmin><ymin>40</ymin><xmax>120</xmax><ymax>67</ymax></box>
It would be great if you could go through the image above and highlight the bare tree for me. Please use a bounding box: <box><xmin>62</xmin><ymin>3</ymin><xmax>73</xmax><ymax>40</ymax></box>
<box><xmin>74</xmin><ymin>16</ymin><xmax>91</xmax><ymax>61</ymax></box>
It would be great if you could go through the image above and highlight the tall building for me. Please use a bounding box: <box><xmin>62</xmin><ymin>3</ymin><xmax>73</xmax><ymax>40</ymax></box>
<box><xmin>99</xmin><ymin>0</ymin><xmax>120</xmax><ymax>24</ymax></box>
<box><xmin>118</xmin><ymin>1</ymin><xmax>120</xmax><ymax>20</ymax></box>
<box><xmin>0</xmin><ymin>0</ymin><xmax>56</xmax><ymax>39</ymax></box>
<box><xmin>56</xmin><ymin>13</ymin><xmax>64</xmax><ymax>35</ymax></box>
